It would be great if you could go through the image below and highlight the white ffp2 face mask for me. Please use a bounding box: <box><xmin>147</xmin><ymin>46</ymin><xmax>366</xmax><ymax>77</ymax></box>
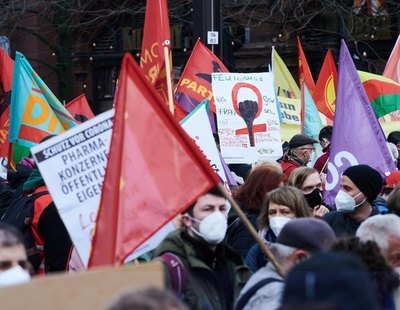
<box><xmin>0</xmin><ymin>265</ymin><xmax>31</xmax><ymax>287</ymax></box>
<box><xmin>269</xmin><ymin>216</ymin><xmax>292</xmax><ymax>237</ymax></box>
<box><xmin>334</xmin><ymin>190</ymin><xmax>366</xmax><ymax>213</ymax></box>
<box><xmin>189</xmin><ymin>211</ymin><xmax>228</xmax><ymax>245</ymax></box>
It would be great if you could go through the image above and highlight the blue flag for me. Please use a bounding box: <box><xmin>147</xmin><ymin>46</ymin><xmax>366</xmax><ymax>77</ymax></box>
<box><xmin>10</xmin><ymin>52</ymin><xmax>76</xmax><ymax>149</ymax></box>
<box><xmin>302</xmin><ymin>83</ymin><xmax>323</xmax><ymax>140</ymax></box>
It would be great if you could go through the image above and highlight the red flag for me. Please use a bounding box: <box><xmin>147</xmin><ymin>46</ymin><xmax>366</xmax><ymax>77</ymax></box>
<box><xmin>65</xmin><ymin>94</ymin><xmax>95</xmax><ymax>123</ymax></box>
<box><xmin>297</xmin><ymin>37</ymin><xmax>315</xmax><ymax>94</ymax></box>
<box><xmin>172</xmin><ymin>99</ymin><xmax>188</xmax><ymax>122</ymax></box>
<box><xmin>0</xmin><ymin>49</ymin><xmax>13</xmax><ymax>158</ymax></box>
<box><xmin>140</xmin><ymin>0</ymin><xmax>171</xmax><ymax>103</ymax></box>
<box><xmin>313</xmin><ymin>49</ymin><xmax>337</xmax><ymax>120</ymax></box>
<box><xmin>176</xmin><ymin>39</ymin><xmax>229</xmax><ymax>113</ymax></box>
<box><xmin>89</xmin><ymin>53</ymin><xmax>219</xmax><ymax>267</ymax></box>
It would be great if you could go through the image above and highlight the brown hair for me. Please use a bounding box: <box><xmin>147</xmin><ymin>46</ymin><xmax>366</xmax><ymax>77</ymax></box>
<box><xmin>184</xmin><ymin>185</ymin><xmax>224</xmax><ymax>216</ymax></box>
<box><xmin>288</xmin><ymin>167</ymin><xmax>318</xmax><ymax>190</ymax></box>
<box><xmin>387</xmin><ymin>186</ymin><xmax>400</xmax><ymax>217</ymax></box>
<box><xmin>258</xmin><ymin>186</ymin><xmax>312</xmax><ymax>230</ymax></box>
<box><xmin>233</xmin><ymin>165</ymin><xmax>284</xmax><ymax>213</ymax></box>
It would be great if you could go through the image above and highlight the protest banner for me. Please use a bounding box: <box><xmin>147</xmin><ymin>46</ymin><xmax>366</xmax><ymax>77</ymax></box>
<box><xmin>180</xmin><ymin>100</ymin><xmax>227</xmax><ymax>183</ymax></box>
<box><xmin>0</xmin><ymin>262</ymin><xmax>163</xmax><ymax>309</ymax></box>
<box><xmin>212</xmin><ymin>72</ymin><xmax>282</xmax><ymax>164</ymax></box>
<box><xmin>30</xmin><ymin>109</ymin><xmax>114</xmax><ymax>266</ymax></box>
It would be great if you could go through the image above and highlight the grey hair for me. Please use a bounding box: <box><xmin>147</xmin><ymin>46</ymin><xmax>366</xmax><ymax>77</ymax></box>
<box><xmin>356</xmin><ymin>214</ymin><xmax>400</xmax><ymax>253</ymax></box>
<box><xmin>270</xmin><ymin>243</ymin><xmax>297</xmax><ymax>263</ymax></box>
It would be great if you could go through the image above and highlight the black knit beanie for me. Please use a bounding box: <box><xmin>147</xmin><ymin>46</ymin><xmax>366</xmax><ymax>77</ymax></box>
<box><xmin>342</xmin><ymin>164</ymin><xmax>383</xmax><ymax>203</ymax></box>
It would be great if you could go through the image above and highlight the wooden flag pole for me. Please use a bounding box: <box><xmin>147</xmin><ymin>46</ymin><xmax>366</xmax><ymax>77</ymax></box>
<box><xmin>216</xmin><ymin>183</ymin><xmax>285</xmax><ymax>278</ymax></box>
<box><xmin>163</xmin><ymin>40</ymin><xmax>175</xmax><ymax>115</ymax></box>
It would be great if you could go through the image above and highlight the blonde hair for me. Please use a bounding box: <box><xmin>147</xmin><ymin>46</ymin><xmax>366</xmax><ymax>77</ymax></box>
<box><xmin>288</xmin><ymin>167</ymin><xmax>319</xmax><ymax>190</ymax></box>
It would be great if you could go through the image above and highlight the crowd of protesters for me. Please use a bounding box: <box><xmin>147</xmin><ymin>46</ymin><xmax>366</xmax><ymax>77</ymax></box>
<box><xmin>0</xmin><ymin>128</ymin><xmax>400</xmax><ymax>309</ymax></box>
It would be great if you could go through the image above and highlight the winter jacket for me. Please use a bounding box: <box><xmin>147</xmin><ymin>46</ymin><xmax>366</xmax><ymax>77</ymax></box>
<box><xmin>0</xmin><ymin>178</ymin><xmax>13</xmax><ymax>219</ymax></box>
<box><xmin>154</xmin><ymin>228</ymin><xmax>251</xmax><ymax>310</ymax></box>
<box><xmin>245</xmin><ymin>229</ymin><xmax>277</xmax><ymax>272</ymax></box>
<box><xmin>227</xmin><ymin>211</ymin><xmax>259</xmax><ymax>259</ymax></box>
<box><xmin>278</xmin><ymin>153</ymin><xmax>305</xmax><ymax>184</ymax></box>
<box><xmin>314</xmin><ymin>145</ymin><xmax>330</xmax><ymax>174</ymax></box>
<box><xmin>323</xmin><ymin>206</ymin><xmax>380</xmax><ymax>237</ymax></box>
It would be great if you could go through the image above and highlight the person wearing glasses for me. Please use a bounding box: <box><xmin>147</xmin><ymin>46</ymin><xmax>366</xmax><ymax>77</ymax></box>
<box><xmin>278</xmin><ymin>134</ymin><xmax>317</xmax><ymax>184</ymax></box>
<box><xmin>0</xmin><ymin>223</ymin><xmax>31</xmax><ymax>286</ymax></box>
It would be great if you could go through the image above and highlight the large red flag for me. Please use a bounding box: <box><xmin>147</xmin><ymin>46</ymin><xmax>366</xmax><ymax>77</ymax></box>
<box><xmin>175</xmin><ymin>39</ymin><xmax>229</xmax><ymax>113</ymax></box>
<box><xmin>89</xmin><ymin>53</ymin><xmax>220</xmax><ymax>267</ymax></box>
<box><xmin>297</xmin><ymin>37</ymin><xmax>315</xmax><ymax>94</ymax></box>
<box><xmin>0</xmin><ymin>49</ymin><xmax>13</xmax><ymax>158</ymax></box>
<box><xmin>140</xmin><ymin>0</ymin><xmax>171</xmax><ymax>103</ymax></box>
<box><xmin>313</xmin><ymin>49</ymin><xmax>337</xmax><ymax>120</ymax></box>
<box><xmin>65</xmin><ymin>94</ymin><xmax>95</xmax><ymax>123</ymax></box>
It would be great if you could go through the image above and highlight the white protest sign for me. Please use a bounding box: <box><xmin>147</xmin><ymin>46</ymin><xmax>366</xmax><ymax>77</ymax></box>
<box><xmin>180</xmin><ymin>100</ymin><xmax>227</xmax><ymax>183</ymax></box>
<box><xmin>212</xmin><ymin>72</ymin><xmax>282</xmax><ymax>164</ymax></box>
<box><xmin>31</xmin><ymin>110</ymin><xmax>114</xmax><ymax>267</ymax></box>
<box><xmin>31</xmin><ymin>109</ymin><xmax>176</xmax><ymax>266</ymax></box>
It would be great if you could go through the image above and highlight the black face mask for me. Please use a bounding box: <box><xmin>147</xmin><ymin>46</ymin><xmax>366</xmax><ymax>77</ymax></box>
<box><xmin>304</xmin><ymin>188</ymin><xmax>323</xmax><ymax>208</ymax></box>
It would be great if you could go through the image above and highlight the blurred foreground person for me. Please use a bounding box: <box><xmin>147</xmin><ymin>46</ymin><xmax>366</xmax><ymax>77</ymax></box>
<box><xmin>236</xmin><ymin>218</ymin><xmax>336</xmax><ymax>310</ymax></box>
<box><xmin>357</xmin><ymin>214</ymin><xmax>400</xmax><ymax>269</ymax></box>
<box><xmin>0</xmin><ymin>223</ymin><xmax>31</xmax><ymax>286</ymax></box>
<box><xmin>154</xmin><ymin>186</ymin><xmax>251</xmax><ymax>310</ymax></box>
<box><xmin>280</xmin><ymin>251</ymin><xmax>380</xmax><ymax>310</ymax></box>
<box><xmin>106</xmin><ymin>287</ymin><xmax>187</xmax><ymax>310</ymax></box>
<box><xmin>331</xmin><ymin>237</ymin><xmax>400</xmax><ymax>309</ymax></box>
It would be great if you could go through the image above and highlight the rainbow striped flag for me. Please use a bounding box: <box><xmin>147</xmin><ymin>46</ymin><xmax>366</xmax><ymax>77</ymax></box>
<box><xmin>358</xmin><ymin>71</ymin><xmax>400</xmax><ymax>118</ymax></box>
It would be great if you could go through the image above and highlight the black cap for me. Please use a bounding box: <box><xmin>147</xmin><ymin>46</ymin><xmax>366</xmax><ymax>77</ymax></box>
<box><xmin>342</xmin><ymin>164</ymin><xmax>383</xmax><ymax>203</ymax></box>
<box><xmin>288</xmin><ymin>134</ymin><xmax>318</xmax><ymax>149</ymax></box>
<box><xmin>277</xmin><ymin>218</ymin><xmax>336</xmax><ymax>252</ymax></box>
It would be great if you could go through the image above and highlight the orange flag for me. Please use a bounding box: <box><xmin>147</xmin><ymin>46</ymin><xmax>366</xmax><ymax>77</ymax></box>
<box><xmin>297</xmin><ymin>37</ymin><xmax>315</xmax><ymax>94</ymax></box>
<box><xmin>313</xmin><ymin>49</ymin><xmax>337</xmax><ymax>120</ymax></box>
<box><xmin>0</xmin><ymin>49</ymin><xmax>13</xmax><ymax>158</ymax></box>
<box><xmin>89</xmin><ymin>53</ymin><xmax>220</xmax><ymax>267</ymax></box>
<box><xmin>65</xmin><ymin>94</ymin><xmax>95</xmax><ymax>123</ymax></box>
<box><xmin>140</xmin><ymin>0</ymin><xmax>171</xmax><ymax>103</ymax></box>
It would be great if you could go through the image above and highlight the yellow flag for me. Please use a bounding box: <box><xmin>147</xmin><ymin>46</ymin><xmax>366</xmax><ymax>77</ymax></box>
<box><xmin>272</xmin><ymin>47</ymin><xmax>301</xmax><ymax>99</ymax></box>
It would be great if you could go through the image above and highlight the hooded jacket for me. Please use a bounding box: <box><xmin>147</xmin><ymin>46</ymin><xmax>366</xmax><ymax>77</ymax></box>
<box><xmin>154</xmin><ymin>228</ymin><xmax>251</xmax><ymax>310</ymax></box>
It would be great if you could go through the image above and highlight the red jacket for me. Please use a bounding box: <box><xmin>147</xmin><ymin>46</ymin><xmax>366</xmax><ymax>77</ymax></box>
<box><xmin>280</xmin><ymin>160</ymin><xmax>301</xmax><ymax>184</ymax></box>
<box><xmin>314</xmin><ymin>146</ymin><xmax>330</xmax><ymax>173</ymax></box>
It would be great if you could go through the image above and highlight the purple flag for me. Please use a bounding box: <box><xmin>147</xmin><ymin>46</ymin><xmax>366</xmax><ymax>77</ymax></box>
<box><xmin>324</xmin><ymin>40</ymin><xmax>395</xmax><ymax>205</ymax></box>
<box><xmin>219</xmin><ymin>152</ymin><xmax>237</xmax><ymax>187</ymax></box>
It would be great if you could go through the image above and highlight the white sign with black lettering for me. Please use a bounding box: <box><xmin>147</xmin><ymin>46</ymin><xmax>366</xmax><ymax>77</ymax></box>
<box><xmin>31</xmin><ymin>109</ymin><xmax>114</xmax><ymax>267</ymax></box>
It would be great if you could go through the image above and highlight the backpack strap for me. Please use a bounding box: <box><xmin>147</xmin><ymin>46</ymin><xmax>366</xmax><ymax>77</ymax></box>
<box><xmin>159</xmin><ymin>252</ymin><xmax>186</xmax><ymax>298</ymax></box>
<box><xmin>234</xmin><ymin>277</ymin><xmax>284</xmax><ymax>310</ymax></box>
